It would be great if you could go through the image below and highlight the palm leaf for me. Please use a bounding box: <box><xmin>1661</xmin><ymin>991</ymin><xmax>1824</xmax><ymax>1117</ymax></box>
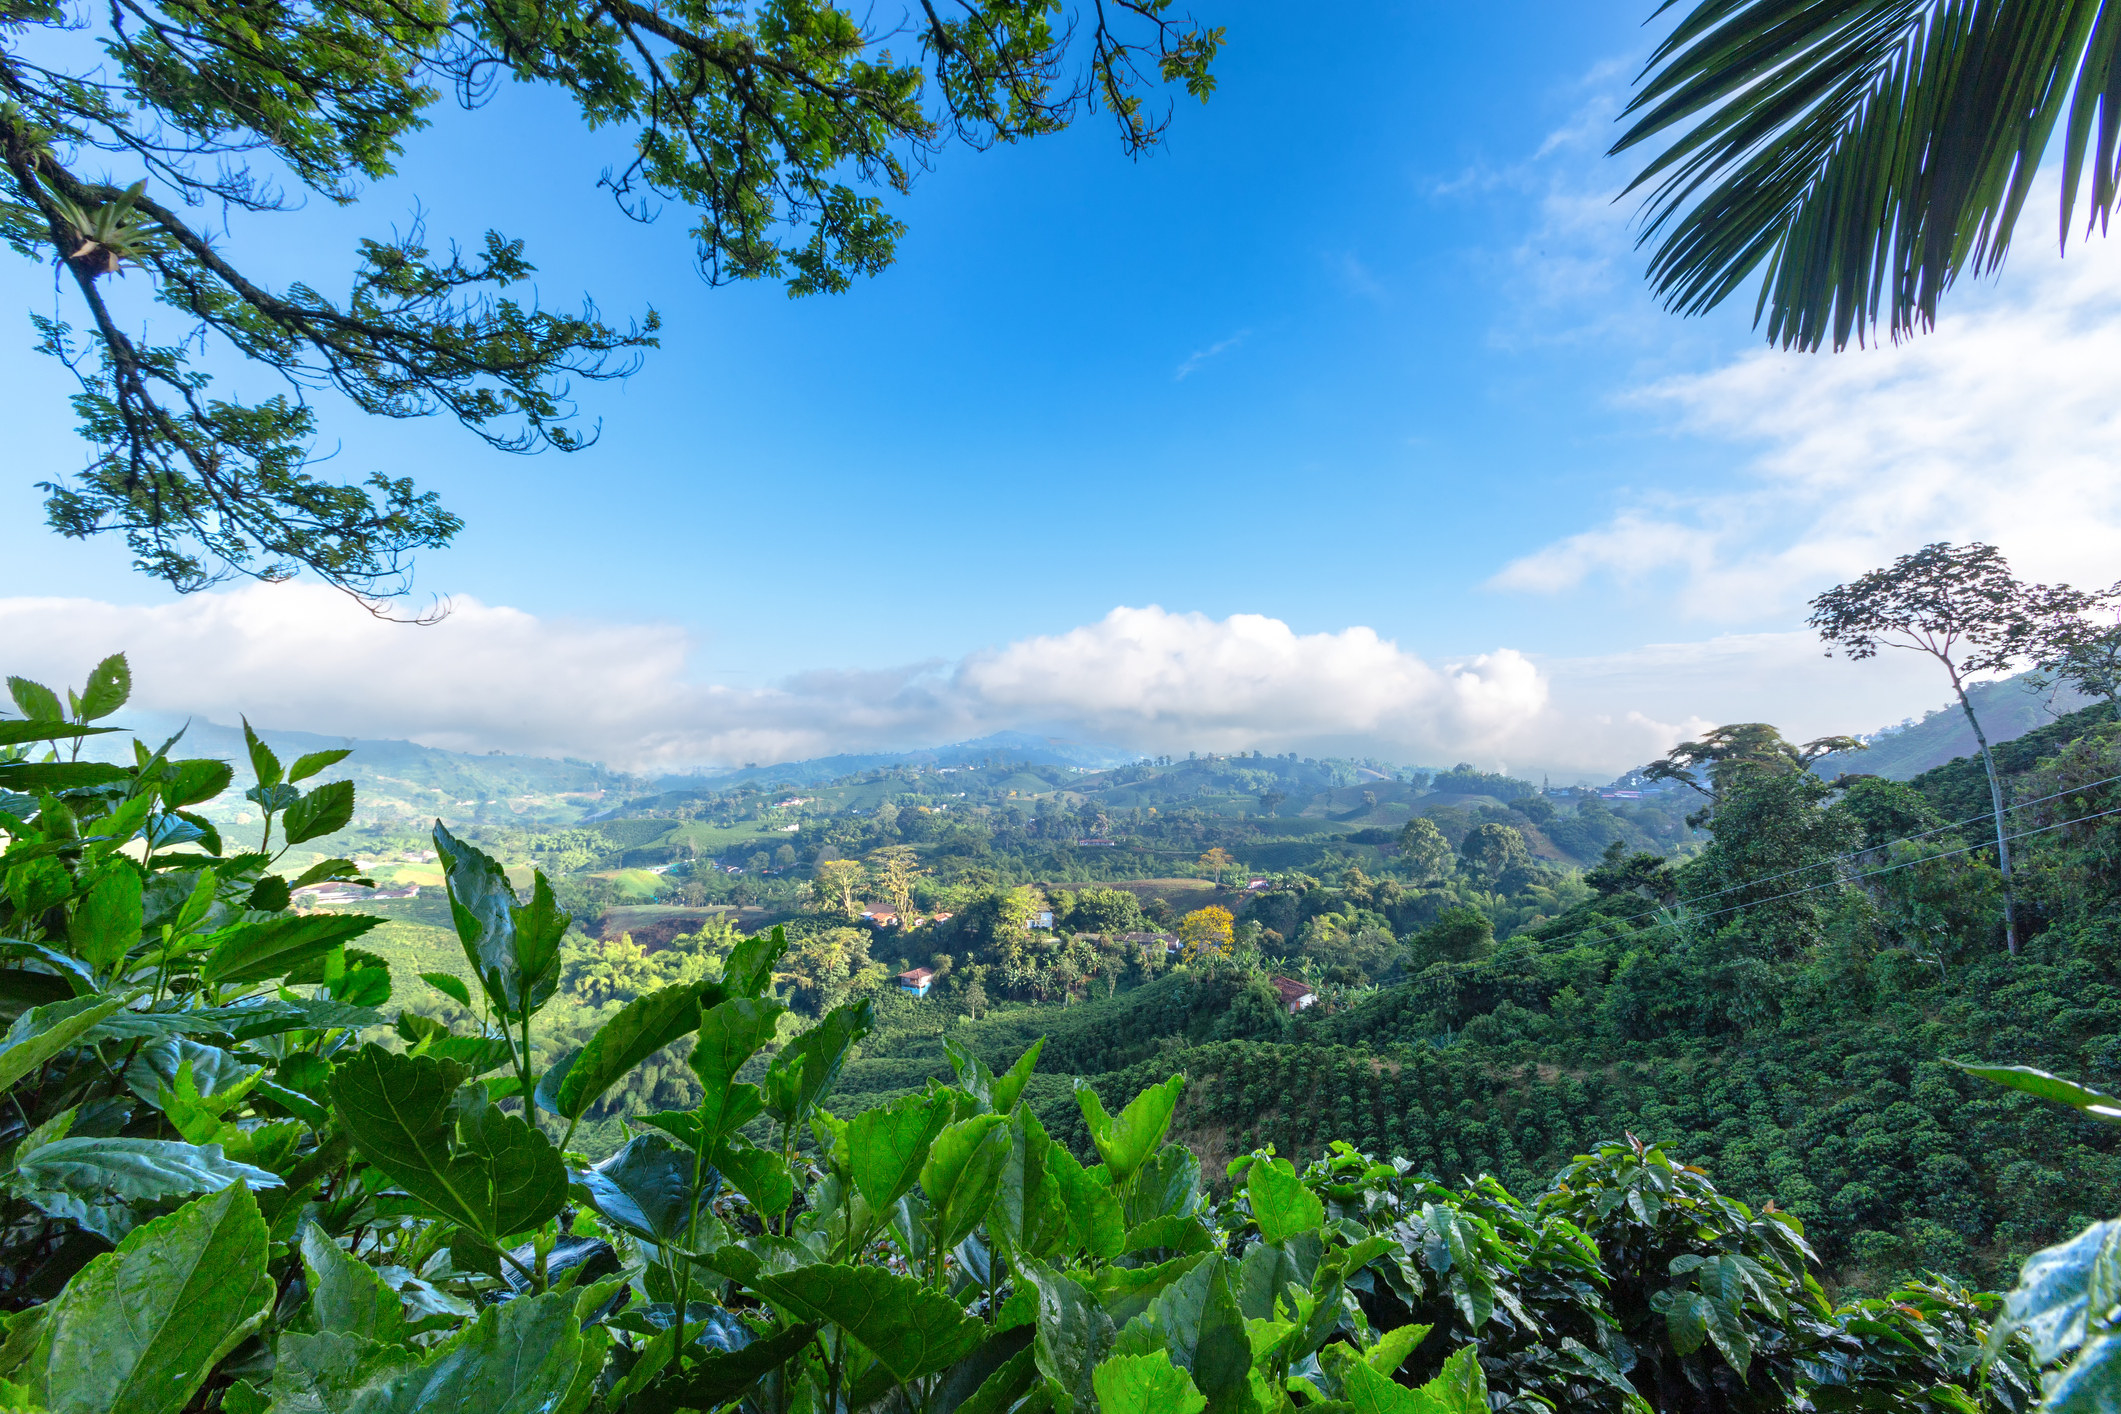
<box><xmin>1613</xmin><ymin>0</ymin><xmax>2121</xmax><ymax>349</ymax></box>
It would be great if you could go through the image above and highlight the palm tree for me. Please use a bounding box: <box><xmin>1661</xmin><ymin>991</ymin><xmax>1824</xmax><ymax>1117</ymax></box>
<box><xmin>1612</xmin><ymin>1</ymin><xmax>2121</xmax><ymax>350</ymax></box>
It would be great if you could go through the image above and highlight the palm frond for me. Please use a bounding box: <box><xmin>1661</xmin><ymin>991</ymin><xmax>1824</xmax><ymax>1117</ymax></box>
<box><xmin>1613</xmin><ymin>0</ymin><xmax>2121</xmax><ymax>349</ymax></box>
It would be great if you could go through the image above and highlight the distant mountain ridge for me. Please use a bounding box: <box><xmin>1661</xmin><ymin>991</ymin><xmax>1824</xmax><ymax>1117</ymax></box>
<box><xmin>653</xmin><ymin>731</ymin><xmax>1141</xmax><ymax>790</ymax></box>
<box><xmin>1811</xmin><ymin>674</ymin><xmax>2097</xmax><ymax>781</ymax></box>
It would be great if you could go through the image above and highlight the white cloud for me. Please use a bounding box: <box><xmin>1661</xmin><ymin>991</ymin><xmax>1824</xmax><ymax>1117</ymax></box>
<box><xmin>1174</xmin><ymin>331</ymin><xmax>1250</xmax><ymax>381</ymax></box>
<box><xmin>0</xmin><ymin>587</ymin><xmax>1699</xmax><ymax>778</ymax></box>
<box><xmin>1496</xmin><ymin>211</ymin><xmax>2121</xmax><ymax>615</ymax></box>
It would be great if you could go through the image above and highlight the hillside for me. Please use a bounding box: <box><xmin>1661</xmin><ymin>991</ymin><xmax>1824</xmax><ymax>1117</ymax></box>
<box><xmin>1813</xmin><ymin>673</ymin><xmax>2097</xmax><ymax>780</ymax></box>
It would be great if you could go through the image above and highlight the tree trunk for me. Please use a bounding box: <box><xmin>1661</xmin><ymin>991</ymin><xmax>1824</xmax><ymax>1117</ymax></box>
<box><xmin>1953</xmin><ymin>683</ymin><xmax>2020</xmax><ymax>956</ymax></box>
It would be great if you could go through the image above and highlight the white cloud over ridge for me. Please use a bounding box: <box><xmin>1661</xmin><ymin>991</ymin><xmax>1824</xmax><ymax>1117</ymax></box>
<box><xmin>1496</xmin><ymin>221</ymin><xmax>2121</xmax><ymax>614</ymax></box>
<box><xmin>0</xmin><ymin>587</ymin><xmax>1701</xmax><ymax>779</ymax></box>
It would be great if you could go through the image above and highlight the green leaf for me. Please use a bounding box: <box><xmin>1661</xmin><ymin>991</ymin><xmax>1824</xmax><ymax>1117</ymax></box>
<box><xmin>691</xmin><ymin>996</ymin><xmax>784</xmax><ymax>1091</ymax></box>
<box><xmin>629</xmin><ymin>1321</ymin><xmax>819</xmax><ymax>1414</ymax></box>
<box><xmin>852</xmin><ymin>1091</ymin><xmax>953</xmax><ymax>1214</ymax></box>
<box><xmin>723</xmin><ymin>926</ymin><xmax>787</xmax><ymax>998</ymax></box>
<box><xmin>575</xmin><ymin>1133</ymin><xmax>711</xmax><ymax>1246</ymax></box>
<box><xmin>1248</xmin><ymin>1157</ymin><xmax>1324</xmax><ymax>1247</ymax></box>
<box><xmin>1075</xmin><ymin>1073</ymin><xmax>1184</xmax><ymax>1185</ymax></box>
<box><xmin>0</xmin><ymin>991</ymin><xmax>136</xmax><ymax>1095</ymax></box>
<box><xmin>1050</xmin><ymin>1138</ymin><xmax>1125</xmax><ymax>1262</ymax></box>
<box><xmin>200</xmin><ymin>912</ymin><xmax>381</xmax><ymax>986</ymax></box>
<box><xmin>507</xmin><ymin>870</ymin><xmax>568</xmax><ymax>999</ymax></box>
<box><xmin>314</xmin><ymin>1287</ymin><xmax>600</xmax><ymax>1414</ymax></box>
<box><xmin>240</xmin><ymin>718</ymin><xmax>282</xmax><ymax>789</ymax></box>
<box><xmin>73</xmin><ymin>655</ymin><xmax>129</xmax><ymax>722</ymax></box>
<box><xmin>0</xmin><ymin>721</ymin><xmax>119</xmax><ymax>748</ymax></box>
<box><xmin>922</xmin><ymin>1111</ymin><xmax>1011</xmax><ymax>1251</ymax></box>
<box><xmin>67</xmin><ymin>863</ymin><xmax>140</xmax><ymax>974</ymax></box>
<box><xmin>1997</xmin><ymin>1219</ymin><xmax>2121</xmax><ymax>1366</ymax></box>
<box><xmin>1664</xmin><ymin>1291</ymin><xmax>1710</xmax><ymax>1358</ymax></box>
<box><xmin>6</xmin><ymin>677</ymin><xmax>63</xmax><ymax>722</ymax></box>
<box><xmin>282</xmin><ymin>780</ymin><xmax>354</xmax><ymax>845</ymax></box>
<box><xmin>434</xmin><ymin>822</ymin><xmax>558</xmax><ymax>1017</ymax></box>
<box><xmin>1364</xmin><ymin>1324</ymin><xmax>1433</xmax><ymax>1378</ymax></box>
<box><xmin>714</xmin><ymin>1135</ymin><xmax>794</xmax><ymax>1218</ymax></box>
<box><xmin>752</xmin><ymin>1263</ymin><xmax>985</xmax><ymax>1381</ymax></box>
<box><xmin>300</xmin><ymin>1220</ymin><xmax>405</xmax><ymax>1343</ymax></box>
<box><xmin>15</xmin><ymin>1137</ymin><xmax>281</xmax><ymax>1204</ymax></box>
<box><xmin>421</xmin><ymin>971</ymin><xmax>473</xmax><ymax>1008</ymax></box>
<box><xmin>1340</xmin><ymin>1347</ymin><xmax>1487</xmax><ymax>1414</ymax></box>
<box><xmin>994</xmin><ymin>1106</ymin><xmax>1073</xmax><ymax>1262</ymax></box>
<box><xmin>1157</xmin><ymin>1257</ymin><xmax>1253</xmax><ymax>1414</ymax></box>
<box><xmin>1019</xmin><ymin>1259</ymin><xmax>1117</xmax><ymax>1411</ymax></box>
<box><xmin>288</xmin><ymin>748</ymin><xmax>352</xmax><ymax>783</ymax></box>
<box><xmin>2048</xmin><ymin>1331</ymin><xmax>2121</xmax><ymax>1414</ymax></box>
<box><xmin>159</xmin><ymin>759</ymin><xmax>232</xmax><ymax>809</ymax></box>
<box><xmin>38</xmin><ymin>1183</ymin><xmax>272</xmax><ymax>1414</ymax></box>
<box><xmin>328</xmin><ymin>1044</ymin><xmax>567</xmax><ymax>1246</ymax></box>
<box><xmin>764</xmin><ymin>998</ymin><xmax>873</xmax><ymax>1126</ymax></box>
<box><xmin>992</xmin><ymin>1037</ymin><xmax>1045</xmax><ymax>1113</ymax></box>
<box><xmin>1952</xmin><ymin>1061</ymin><xmax>2121</xmax><ymax>1124</ymax></box>
<box><xmin>547</xmin><ymin>980</ymin><xmax>706</xmax><ymax>1122</ymax></box>
<box><xmin>0</xmin><ymin>761</ymin><xmax>130</xmax><ymax>791</ymax></box>
<box><xmin>1094</xmin><ymin>1350</ymin><xmax>1207</xmax><ymax>1414</ymax></box>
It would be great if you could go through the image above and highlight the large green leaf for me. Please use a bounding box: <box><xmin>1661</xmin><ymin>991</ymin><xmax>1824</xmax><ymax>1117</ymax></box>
<box><xmin>39</xmin><ymin>1183</ymin><xmax>273</xmax><ymax>1414</ymax></box>
<box><xmin>714</xmin><ymin>1135</ymin><xmax>794</xmax><ymax>1218</ymax></box>
<box><xmin>0</xmin><ymin>761</ymin><xmax>130</xmax><ymax>792</ymax></box>
<box><xmin>506</xmin><ymin>870</ymin><xmax>568</xmax><ymax>1004</ymax></box>
<box><xmin>434</xmin><ymin>822</ymin><xmax>538</xmax><ymax>1016</ymax></box>
<box><xmin>0</xmin><ymin>721</ymin><xmax>120</xmax><ymax>748</ymax></box>
<box><xmin>1953</xmin><ymin>1062</ymin><xmax>2121</xmax><ymax>1124</ymax></box>
<box><xmin>160</xmin><ymin>759</ymin><xmax>233</xmax><ymax>808</ymax></box>
<box><xmin>300</xmin><ymin>1220</ymin><xmax>405</xmax><ymax>1344</ymax></box>
<box><xmin>1115</xmin><ymin>1257</ymin><xmax>1251</xmax><ymax>1414</ymax></box>
<box><xmin>314</xmin><ymin>1287</ymin><xmax>601</xmax><ymax>1414</ymax></box>
<box><xmin>575</xmin><ymin>1133</ymin><xmax>712</xmax><ymax>1246</ymax></box>
<box><xmin>15</xmin><ymin>1137</ymin><xmax>281</xmax><ymax>1204</ymax></box>
<box><xmin>288</xmin><ymin>748</ymin><xmax>352</xmax><ymax>782</ymax></box>
<box><xmin>1339</xmin><ymin>1348</ymin><xmax>1488</xmax><ymax>1414</ymax></box>
<box><xmin>851</xmin><ymin>1091</ymin><xmax>953</xmax><ymax>1214</ymax></box>
<box><xmin>1022</xmin><ymin>1259</ymin><xmax>1116</xmax><ymax>1412</ymax></box>
<box><xmin>993</xmin><ymin>1107</ymin><xmax>1073</xmax><ymax>1262</ymax></box>
<box><xmin>922</xmin><ymin>1111</ymin><xmax>1010</xmax><ymax>1251</ymax></box>
<box><xmin>67</xmin><ymin>863</ymin><xmax>141</xmax><ymax>974</ymax></box>
<box><xmin>1995</xmin><ymin>1219</ymin><xmax>2121</xmax><ymax>1367</ymax></box>
<box><xmin>630</xmin><ymin>1321</ymin><xmax>820</xmax><ymax>1414</ymax></box>
<box><xmin>282</xmin><ymin>780</ymin><xmax>354</xmax><ymax>845</ymax></box>
<box><xmin>241</xmin><ymin>718</ymin><xmax>283</xmax><ymax>788</ymax></box>
<box><xmin>1075</xmin><ymin>1074</ymin><xmax>1184</xmax><ymax>1185</ymax></box>
<box><xmin>722</xmin><ymin>926</ymin><xmax>788</xmax><ymax>999</ymax></box>
<box><xmin>200</xmin><ymin>912</ymin><xmax>381</xmax><ymax>986</ymax></box>
<box><xmin>328</xmin><ymin>1045</ymin><xmax>566</xmax><ymax>1246</ymax></box>
<box><xmin>541</xmin><ymin>980</ymin><xmax>707</xmax><ymax>1121</ymax></box>
<box><xmin>6</xmin><ymin>676</ymin><xmax>63</xmax><ymax>722</ymax></box>
<box><xmin>1094</xmin><ymin>1350</ymin><xmax>1206</xmax><ymax>1414</ymax></box>
<box><xmin>1050</xmin><ymin>1137</ymin><xmax>1125</xmax><ymax>1261</ymax></box>
<box><xmin>752</xmin><ymin>1263</ymin><xmax>984</xmax><ymax>1381</ymax></box>
<box><xmin>1248</xmin><ymin>1156</ymin><xmax>1323</xmax><ymax>1247</ymax></box>
<box><xmin>0</xmin><ymin>991</ymin><xmax>135</xmax><ymax>1094</ymax></box>
<box><xmin>764</xmin><ymin>998</ymin><xmax>872</xmax><ymax>1125</ymax></box>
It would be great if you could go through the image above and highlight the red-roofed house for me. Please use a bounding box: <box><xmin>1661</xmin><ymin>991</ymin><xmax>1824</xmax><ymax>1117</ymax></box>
<box><xmin>1269</xmin><ymin>975</ymin><xmax>1317</xmax><ymax>1015</ymax></box>
<box><xmin>897</xmin><ymin>967</ymin><xmax>936</xmax><ymax>998</ymax></box>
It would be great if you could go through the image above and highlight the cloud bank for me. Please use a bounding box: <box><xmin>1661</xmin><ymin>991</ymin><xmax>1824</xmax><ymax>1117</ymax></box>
<box><xmin>0</xmin><ymin>587</ymin><xmax>1702</xmax><ymax>778</ymax></box>
<box><xmin>1495</xmin><ymin>225</ymin><xmax>2121</xmax><ymax>615</ymax></box>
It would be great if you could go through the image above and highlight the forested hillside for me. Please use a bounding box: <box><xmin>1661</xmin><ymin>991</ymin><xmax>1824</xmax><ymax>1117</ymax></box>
<box><xmin>7</xmin><ymin>656</ymin><xmax>2119</xmax><ymax>1414</ymax></box>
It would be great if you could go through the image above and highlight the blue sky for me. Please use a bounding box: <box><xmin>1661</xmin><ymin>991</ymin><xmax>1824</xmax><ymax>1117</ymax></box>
<box><xmin>7</xmin><ymin>1</ymin><xmax>2120</xmax><ymax>776</ymax></box>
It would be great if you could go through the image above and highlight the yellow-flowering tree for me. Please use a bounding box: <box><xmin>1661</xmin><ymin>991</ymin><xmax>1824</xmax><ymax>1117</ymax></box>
<box><xmin>1179</xmin><ymin>904</ymin><xmax>1235</xmax><ymax>962</ymax></box>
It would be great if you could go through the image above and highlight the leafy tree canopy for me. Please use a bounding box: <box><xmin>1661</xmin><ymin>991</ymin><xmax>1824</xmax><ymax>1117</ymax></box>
<box><xmin>1</xmin><ymin>0</ymin><xmax>1223</xmax><ymax>598</ymax></box>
